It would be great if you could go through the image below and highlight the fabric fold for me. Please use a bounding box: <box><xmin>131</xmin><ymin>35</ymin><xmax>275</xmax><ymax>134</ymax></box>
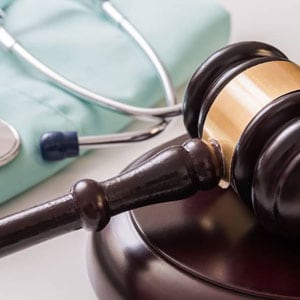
<box><xmin>0</xmin><ymin>0</ymin><xmax>230</xmax><ymax>203</ymax></box>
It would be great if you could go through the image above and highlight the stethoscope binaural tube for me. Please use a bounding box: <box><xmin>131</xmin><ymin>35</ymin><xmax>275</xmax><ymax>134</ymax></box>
<box><xmin>0</xmin><ymin>1</ymin><xmax>181</xmax><ymax>161</ymax></box>
<box><xmin>0</xmin><ymin>1</ymin><xmax>180</xmax><ymax>118</ymax></box>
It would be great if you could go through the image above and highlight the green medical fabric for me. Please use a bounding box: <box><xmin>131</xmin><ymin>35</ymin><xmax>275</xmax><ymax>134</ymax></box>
<box><xmin>0</xmin><ymin>0</ymin><xmax>230</xmax><ymax>203</ymax></box>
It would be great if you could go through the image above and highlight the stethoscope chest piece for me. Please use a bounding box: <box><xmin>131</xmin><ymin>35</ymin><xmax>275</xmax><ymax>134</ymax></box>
<box><xmin>0</xmin><ymin>119</ymin><xmax>20</xmax><ymax>167</ymax></box>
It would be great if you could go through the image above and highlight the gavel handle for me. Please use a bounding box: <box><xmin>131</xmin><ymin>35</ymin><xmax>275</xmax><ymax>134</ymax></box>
<box><xmin>0</xmin><ymin>194</ymin><xmax>81</xmax><ymax>257</ymax></box>
<box><xmin>0</xmin><ymin>138</ymin><xmax>223</xmax><ymax>257</ymax></box>
<box><xmin>0</xmin><ymin>177</ymin><xmax>110</xmax><ymax>257</ymax></box>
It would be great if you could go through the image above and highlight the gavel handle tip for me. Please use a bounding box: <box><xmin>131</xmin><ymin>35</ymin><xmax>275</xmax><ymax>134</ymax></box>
<box><xmin>0</xmin><ymin>178</ymin><xmax>111</xmax><ymax>258</ymax></box>
<box><xmin>0</xmin><ymin>193</ymin><xmax>81</xmax><ymax>257</ymax></box>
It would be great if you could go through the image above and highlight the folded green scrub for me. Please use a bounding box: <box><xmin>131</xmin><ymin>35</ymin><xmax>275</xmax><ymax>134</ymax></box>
<box><xmin>0</xmin><ymin>0</ymin><xmax>230</xmax><ymax>204</ymax></box>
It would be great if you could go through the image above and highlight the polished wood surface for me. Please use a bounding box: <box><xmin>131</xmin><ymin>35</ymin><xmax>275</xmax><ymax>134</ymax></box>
<box><xmin>102</xmin><ymin>138</ymin><xmax>222</xmax><ymax>215</ymax></box>
<box><xmin>88</xmin><ymin>135</ymin><xmax>300</xmax><ymax>300</ymax></box>
<box><xmin>132</xmin><ymin>189</ymin><xmax>300</xmax><ymax>299</ymax></box>
<box><xmin>0</xmin><ymin>193</ymin><xmax>81</xmax><ymax>257</ymax></box>
<box><xmin>253</xmin><ymin>119</ymin><xmax>300</xmax><ymax>238</ymax></box>
<box><xmin>0</xmin><ymin>138</ymin><xmax>222</xmax><ymax>257</ymax></box>
<box><xmin>183</xmin><ymin>41</ymin><xmax>287</xmax><ymax>138</ymax></box>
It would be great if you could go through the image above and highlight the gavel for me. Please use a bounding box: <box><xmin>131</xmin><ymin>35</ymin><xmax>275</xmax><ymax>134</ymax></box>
<box><xmin>1</xmin><ymin>41</ymin><xmax>300</xmax><ymax>257</ymax></box>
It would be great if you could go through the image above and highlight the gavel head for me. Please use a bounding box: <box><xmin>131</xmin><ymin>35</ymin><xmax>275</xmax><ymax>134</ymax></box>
<box><xmin>183</xmin><ymin>41</ymin><xmax>300</xmax><ymax>238</ymax></box>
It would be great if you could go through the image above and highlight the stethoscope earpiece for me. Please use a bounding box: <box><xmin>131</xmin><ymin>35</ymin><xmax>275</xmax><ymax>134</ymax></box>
<box><xmin>39</xmin><ymin>119</ymin><xmax>168</xmax><ymax>161</ymax></box>
<box><xmin>40</xmin><ymin>131</ymin><xmax>79</xmax><ymax>161</ymax></box>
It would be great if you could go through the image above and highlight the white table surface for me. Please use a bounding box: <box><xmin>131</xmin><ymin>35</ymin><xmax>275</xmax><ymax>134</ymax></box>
<box><xmin>1</xmin><ymin>1</ymin><xmax>300</xmax><ymax>299</ymax></box>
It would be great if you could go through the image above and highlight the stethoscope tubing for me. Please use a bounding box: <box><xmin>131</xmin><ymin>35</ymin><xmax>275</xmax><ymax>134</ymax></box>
<box><xmin>0</xmin><ymin>2</ymin><xmax>182</xmax><ymax>120</ymax></box>
<box><xmin>77</xmin><ymin>120</ymin><xmax>168</xmax><ymax>148</ymax></box>
<box><xmin>0</xmin><ymin>0</ymin><xmax>182</xmax><ymax>160</ymax></box>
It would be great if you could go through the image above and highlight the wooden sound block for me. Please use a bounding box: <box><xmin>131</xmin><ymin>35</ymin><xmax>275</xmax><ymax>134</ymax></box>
<box><xmin>87</xmin><ymin>136</ymin><xmax>300</xmax><ymax>300</ymax></box>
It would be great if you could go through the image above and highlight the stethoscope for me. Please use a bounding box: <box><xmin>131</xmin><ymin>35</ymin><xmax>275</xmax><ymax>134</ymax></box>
<box><xmin>0</xmin><ymin>0</ymin><xmax>182</xmax><ymax>164</ymax></box>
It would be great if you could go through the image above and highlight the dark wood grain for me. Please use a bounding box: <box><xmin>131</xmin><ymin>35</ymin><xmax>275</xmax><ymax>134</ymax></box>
<box><xmin>0</xmin><ymin>138</ymin><xmax>223</xmax><ymax>257</ymax></box>
<box><xmin>0</xmin><ymin>194</ymin><xmax>80</xmax><ymax>257</ymax></box>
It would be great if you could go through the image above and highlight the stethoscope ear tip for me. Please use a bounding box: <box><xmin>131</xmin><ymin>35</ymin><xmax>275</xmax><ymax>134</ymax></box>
<box><xmin>40</xmin><ymin>131</ymin><xmax>79</xmax><ymax>161</ymax></box>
